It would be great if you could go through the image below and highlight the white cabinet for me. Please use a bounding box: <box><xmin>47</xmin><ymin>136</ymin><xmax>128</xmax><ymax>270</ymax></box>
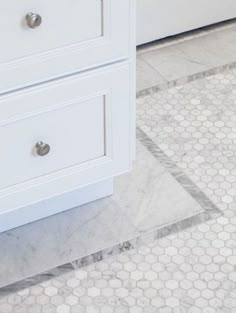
<box><xmin>0</xmin><ymin>1</ymin><xmax>136</xmax><ymax>232</ymax></box>
<box><xmin>137</xmin><ymin>0</ymin><xmax>236</xmax><ymax>45</ymax></box>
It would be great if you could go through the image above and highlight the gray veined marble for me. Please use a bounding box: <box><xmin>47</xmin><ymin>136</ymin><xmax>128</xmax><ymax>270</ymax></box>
<box><xmin>136</xmin><ymin>60</ymin><xmax>236</xmax><ymax>98</ymax></box>
<box><xmin>136</xmin><ymin>57</ymin><xmax>167</xmax><ymax>92</ymax></box>
<box><xmin>0</xmin><ymin>132</ymin><xmax>220</xmax><ymax>295</ymax></box>
<box><xmin>137</xmin><ymin>128</ymin><xmax>220</xmax><ymax>215</ymax></box>
<box><xmin>139</xmin><ymin>25</ymin><xmax>236</xmax><ymax>82</ymax></box>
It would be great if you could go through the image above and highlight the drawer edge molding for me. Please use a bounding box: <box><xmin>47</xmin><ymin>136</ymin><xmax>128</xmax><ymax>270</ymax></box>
<box><xmin>0</xmin><ymin>156</ymin><xmax>113</xmax><ymax>199</ymax></box>
<box><xmin>0</xmin><ymin>90</ymin><xmax>109</xmax><ymax>126</ymax></box>
<box><xmin>0</xmin><ymin>158</ymin><xmax>114</xmax><ymax>214</ymax></box>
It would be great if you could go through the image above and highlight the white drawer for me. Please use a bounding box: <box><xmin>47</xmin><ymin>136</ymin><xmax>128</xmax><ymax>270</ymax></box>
<box><xmin>0</xmin><ymin>63</ymin><xmax>134</xmax><ymax>211</ymax></box>
<box><xmin>0</xmin><ymin>0</ymin><xmax>134</xmax><ymax>94</ymax></box>
<box><xmin>0</xmin><ymin>97</ymin><xmax>105</xmax><ymax>189</ymax></box>
<box><xmin>0</xmin><ymin>0</ymin><xmax>102</xmax><ymax>63</ymax></box>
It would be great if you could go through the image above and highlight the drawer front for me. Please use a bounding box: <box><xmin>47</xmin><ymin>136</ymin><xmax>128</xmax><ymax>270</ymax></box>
<box><xmin>0</xmin><ymin>0</ymin><xmax>102</xmax><ymax>63</ymax></box>
<box><xmin>0</xmin><ymin>63</ymin><xmax>134</xmax><ymax>211</ymax></box>
<box><xmin>0</xmin><ymin>0</ymin><xmax>134</xmax><ymax>94</ymax></box>
<box><xmin>0</xmin><ymin>97</ymin><xmax>105</xmax><ymax>189</ymax></box>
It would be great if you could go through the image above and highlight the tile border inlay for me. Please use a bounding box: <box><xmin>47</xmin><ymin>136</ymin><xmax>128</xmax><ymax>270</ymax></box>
<box><xmin>137</xmin><ymin>127</ymin><xmax>220</xmax><ymax>216</ymax></box>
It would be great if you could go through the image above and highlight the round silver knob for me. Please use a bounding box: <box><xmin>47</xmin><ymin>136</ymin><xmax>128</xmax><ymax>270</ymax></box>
<box><xmin>36</xmin><ymin>141</ymin><xmax>50</xmax><ymax>157</ymax></box>
<box><xmin>26</xmin><ymin>13</ymin><xmax>42</xmax><ymax>29</ymax></box>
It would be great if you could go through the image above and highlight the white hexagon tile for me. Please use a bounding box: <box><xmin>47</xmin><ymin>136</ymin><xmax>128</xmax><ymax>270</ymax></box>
<box><xmin>1</xmin><ymin>69</ymin><xmax>236</xmax><ymax>312</ymax></box>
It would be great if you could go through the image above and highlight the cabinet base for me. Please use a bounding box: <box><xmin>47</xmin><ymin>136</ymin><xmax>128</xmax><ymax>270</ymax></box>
<box><xmin>0</xmin><ymin>179</ymin><xmax>113</xmax><ymax>233</ymax></box>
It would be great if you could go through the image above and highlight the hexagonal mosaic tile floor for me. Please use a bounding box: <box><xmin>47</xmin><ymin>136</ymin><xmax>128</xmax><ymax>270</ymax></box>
<box><xmin>1</xmin><ymin>68</ymin><xmax>236</xmax><ymax>312</ymax></box>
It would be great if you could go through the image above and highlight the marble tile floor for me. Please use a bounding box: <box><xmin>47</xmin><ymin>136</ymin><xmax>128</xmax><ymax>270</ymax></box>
<box><xmin>137</xmin><ymin>66</ymin><xmax>236</xmax><ymax>312</ymax></box>
<box><xmin>1</xmin><ymin>25</ymin><xmax>236</xmax><ymax>313</ymax></box>
<box><xmin>137</xmin><ymin>19</ymin><xmax>236</xmax><ymax>93</ymax></box>
<box><xmin>0</xmin><ymin>134</ymin><xmax>214</xmax><ymax>290</ymax></box>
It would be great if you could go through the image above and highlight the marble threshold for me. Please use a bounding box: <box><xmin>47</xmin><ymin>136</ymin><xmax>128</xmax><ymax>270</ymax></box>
<box><xmin>136</xmin><ymin>60</ymin><xmax>236</xmax><ymax>99</ymax></box>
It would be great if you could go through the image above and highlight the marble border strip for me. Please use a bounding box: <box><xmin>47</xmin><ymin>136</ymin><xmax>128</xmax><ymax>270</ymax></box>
<box><xmin>0</xmin><ymin>129</ymin><xmax>221</xmax><ymax>297</ymax></box>
<box><xmin>0</xmin><ymin>211</ymin><xmax>219</xmax><ymax>297</ymax></box>
<box><xmin>136</xmin><ymin>60</ymin><xmax>236</xmax><ymax>99</ymax></box>
<box><xmin>137</xmin><ymin>127</ymin><xmax>221</xmax><ymax>215</ymax></box>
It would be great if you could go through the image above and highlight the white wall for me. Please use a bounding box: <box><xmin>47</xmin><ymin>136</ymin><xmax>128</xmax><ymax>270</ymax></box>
<box><xmin>137</xmin><ymin>0</ymin><xmax>236</xmax><ymax>45</ymax></box>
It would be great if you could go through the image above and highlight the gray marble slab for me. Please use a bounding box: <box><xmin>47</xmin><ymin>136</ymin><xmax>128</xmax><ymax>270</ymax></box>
<box><xmin>140</xmin><ymin>26</ymin><xmax>236</xmax><ymax>82</ymax></box>
<box><xmin>136</xmin><ymin>60</ymin><xmax>236</xmax><ymax>99</ymax></box>
<box><xmin>136</xmin><ymin>57</ymin><xmax>167</xmax><ymax>92</ymax></box>
<box><xmin>0</xmin><ymin>133</ymin><xmax>218</xmax><ymax>291</ymax></box>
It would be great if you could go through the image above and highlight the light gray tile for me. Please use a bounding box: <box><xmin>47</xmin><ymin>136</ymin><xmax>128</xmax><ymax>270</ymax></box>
<box><xmin>136</xmin><ymin>60</ymin><xmax>236</xmax><ymax>99</ymax></box>
<box><xmin>141</xmin><ymin>26</ymin><xmax>236</xmax><ymax>82</ymax></box>
<box><xmin>136</xmin><ymin>57</ymin><xmax>166</xmax><ymax>91</ymax></box>
<box><xmin>141</xmin><ymin>44</ymin><xmax>210</xmax><ymax>82</ymax></box>
<box><xmin>173</xmin><ymin>28</ymin><xmax>236</xmax><ymax>67</ymax></box>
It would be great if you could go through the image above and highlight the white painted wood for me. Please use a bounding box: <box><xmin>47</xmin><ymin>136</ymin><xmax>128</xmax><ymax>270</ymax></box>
<box><xmin>0</xmin><ymin>0</ymin><xmax>136</xmax><ymax>233</ymax></box>
<box><xmin>0</xmin><ymin>0</ymin><xmax>102</xmax><ymax>63</ymax></box>
<box><xmin>0</xmin><ymin>178</ymin><xmax>113</xmax><ymax>233</ymax></box>
<box><xmin>0</xmin><ymin>0</ymin><xmax>132</xmax><ymax>94</ymax></box>
<box><xmin>0</xmin><ymin>97</ymin><xmax>105</xmax><ymax>189</ymax></box>
<box><xmin>0</xmin><ymin>62</ymin><xmax>134</xmax><ymax>214</ymax></box>
<box><xmin>137</xmin><ymin>0</ymin><xmax>236</xmax><ymax>45</ymax></box>
<box><xmin>129</xmin><ymin>0</ymin><xmax>137</xmax><ymax>161</ymax></box>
